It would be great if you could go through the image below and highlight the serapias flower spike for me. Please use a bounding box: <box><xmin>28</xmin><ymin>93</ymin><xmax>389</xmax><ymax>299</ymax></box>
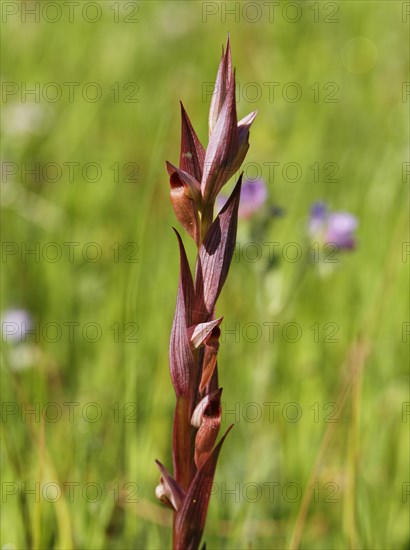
<box><xmin>157</xmin><ymin>35</ymin><xmax>256</xmax><ymax>549</ymax></box>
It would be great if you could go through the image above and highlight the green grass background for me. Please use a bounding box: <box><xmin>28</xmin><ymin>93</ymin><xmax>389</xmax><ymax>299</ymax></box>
<box><xmin>1</xmin><ymin>1</ymin><xmax>409</xmax><ymax>548</ymax></box>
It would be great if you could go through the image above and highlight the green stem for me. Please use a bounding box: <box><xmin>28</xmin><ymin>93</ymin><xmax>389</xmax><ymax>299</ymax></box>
<box><xmin>200</xmin><ymin>202</ymin><xmax>214</xmax><ymax>244</ymax></box>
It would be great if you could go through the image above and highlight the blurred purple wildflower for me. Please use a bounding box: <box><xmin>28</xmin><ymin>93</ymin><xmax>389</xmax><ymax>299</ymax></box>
<box><xmin>1</xmin><ymin>308</ymin><xmax>32</xmax><ymax>343</ymax></box>
<box><xmin>309</xmin><ymin>201</ymin><xmax>358</xmax><ymax>250</ymax></box>
<box><xmin>218</xmin><ymin>178</ymin><xmax>268</xmax><ymax>219</ymax></box>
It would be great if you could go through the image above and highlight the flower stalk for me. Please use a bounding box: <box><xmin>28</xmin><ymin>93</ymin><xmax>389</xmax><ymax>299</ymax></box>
<box><xmin>156</xmin><ymin>36</ymin><xmax>257</xmax><ymax>549</ymax></box>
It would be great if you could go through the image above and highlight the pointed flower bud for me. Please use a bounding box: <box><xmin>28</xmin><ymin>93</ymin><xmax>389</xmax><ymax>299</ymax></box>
<box><xmin>187</xmin><ymin>317</ymin><xmax>223</xmax><ymax>349</ymax></box>
<box><xmin>167</xmin><ymin>161</ymin><xmax>202</xmax><ymax>206</ymax></box>
<box><xmin>191</xmin><ymin>389</ymin><xmax>222</xmax><ymax>469</ymax></box>
<box><xmin>167</xmin><ymin>161</ymin><xmax>201</xmax><ymax>245</ymax></box>
<box><xmin>229</xmin><ymin>111</ymin><xmax>257</xmax><ymax>176</ymax></box>
<box><xmin>208</xmin><ymin>35</ymin><xmax>233</xmax><ymax>137</ymax></box>
<box><xmin>180</xmin><ymin>102</ymin><xmax>206</xmax><ymax>182</ymax></box>
<box><xmin>201</xmin><ymin>74</ymin><xmax>238</xmax><ymax>204</ymax></box>
<box><xmin>201</xmin><ymin>36</ymin><xmax>257</xmax><ymax>205</ymax></box>
<box><xmin>199</xmin><ymin>326</ymin><xmax>220</xmax><ymax>394</ymax></box>
<box><xmin>155</xmin><ymin>459</ymin><xmax>186</xmax><ymax>511</ymax></box>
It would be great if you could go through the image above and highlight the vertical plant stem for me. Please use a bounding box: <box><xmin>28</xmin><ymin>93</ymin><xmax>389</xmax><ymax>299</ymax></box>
<box><xmin>173</xmin><ymin>396</ymin><xmax>196</xmax><ymax>490</ymax></box>
<box><xmin>200</xmin><ymin>203</ymin><xmax>214</xmax><ymax>245</ymax></box>
<box><xmin>344</xmin><ymin>360</ymin><xmax>363</xmax><ymax>548</ymax></box>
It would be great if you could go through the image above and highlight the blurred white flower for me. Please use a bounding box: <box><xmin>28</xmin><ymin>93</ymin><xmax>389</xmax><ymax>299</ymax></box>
<box><xmin>1</xmin><ymin>309</ymin><xmax>42</xmax><ymax>371</ymax></box>
<box><xmin>7</xmin><ymin>344</ymin><xmax>41</xmax><ymax>372</ymax></box>
<box><xmin>2</xmin><ymin>102</ymin><xmax>53</xmax><ymax>136</ymax></box>
<box><xmin>1</xmin><ymin>308</ymin><xmax>32</xmax><ymax>343</ymax></box>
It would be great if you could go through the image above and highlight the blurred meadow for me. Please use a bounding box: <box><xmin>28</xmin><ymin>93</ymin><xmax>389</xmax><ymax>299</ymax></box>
<box><xmin>1</xmin><ymin>1</ymin><xmax>409</xmax><ymax>548</ymax></box>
